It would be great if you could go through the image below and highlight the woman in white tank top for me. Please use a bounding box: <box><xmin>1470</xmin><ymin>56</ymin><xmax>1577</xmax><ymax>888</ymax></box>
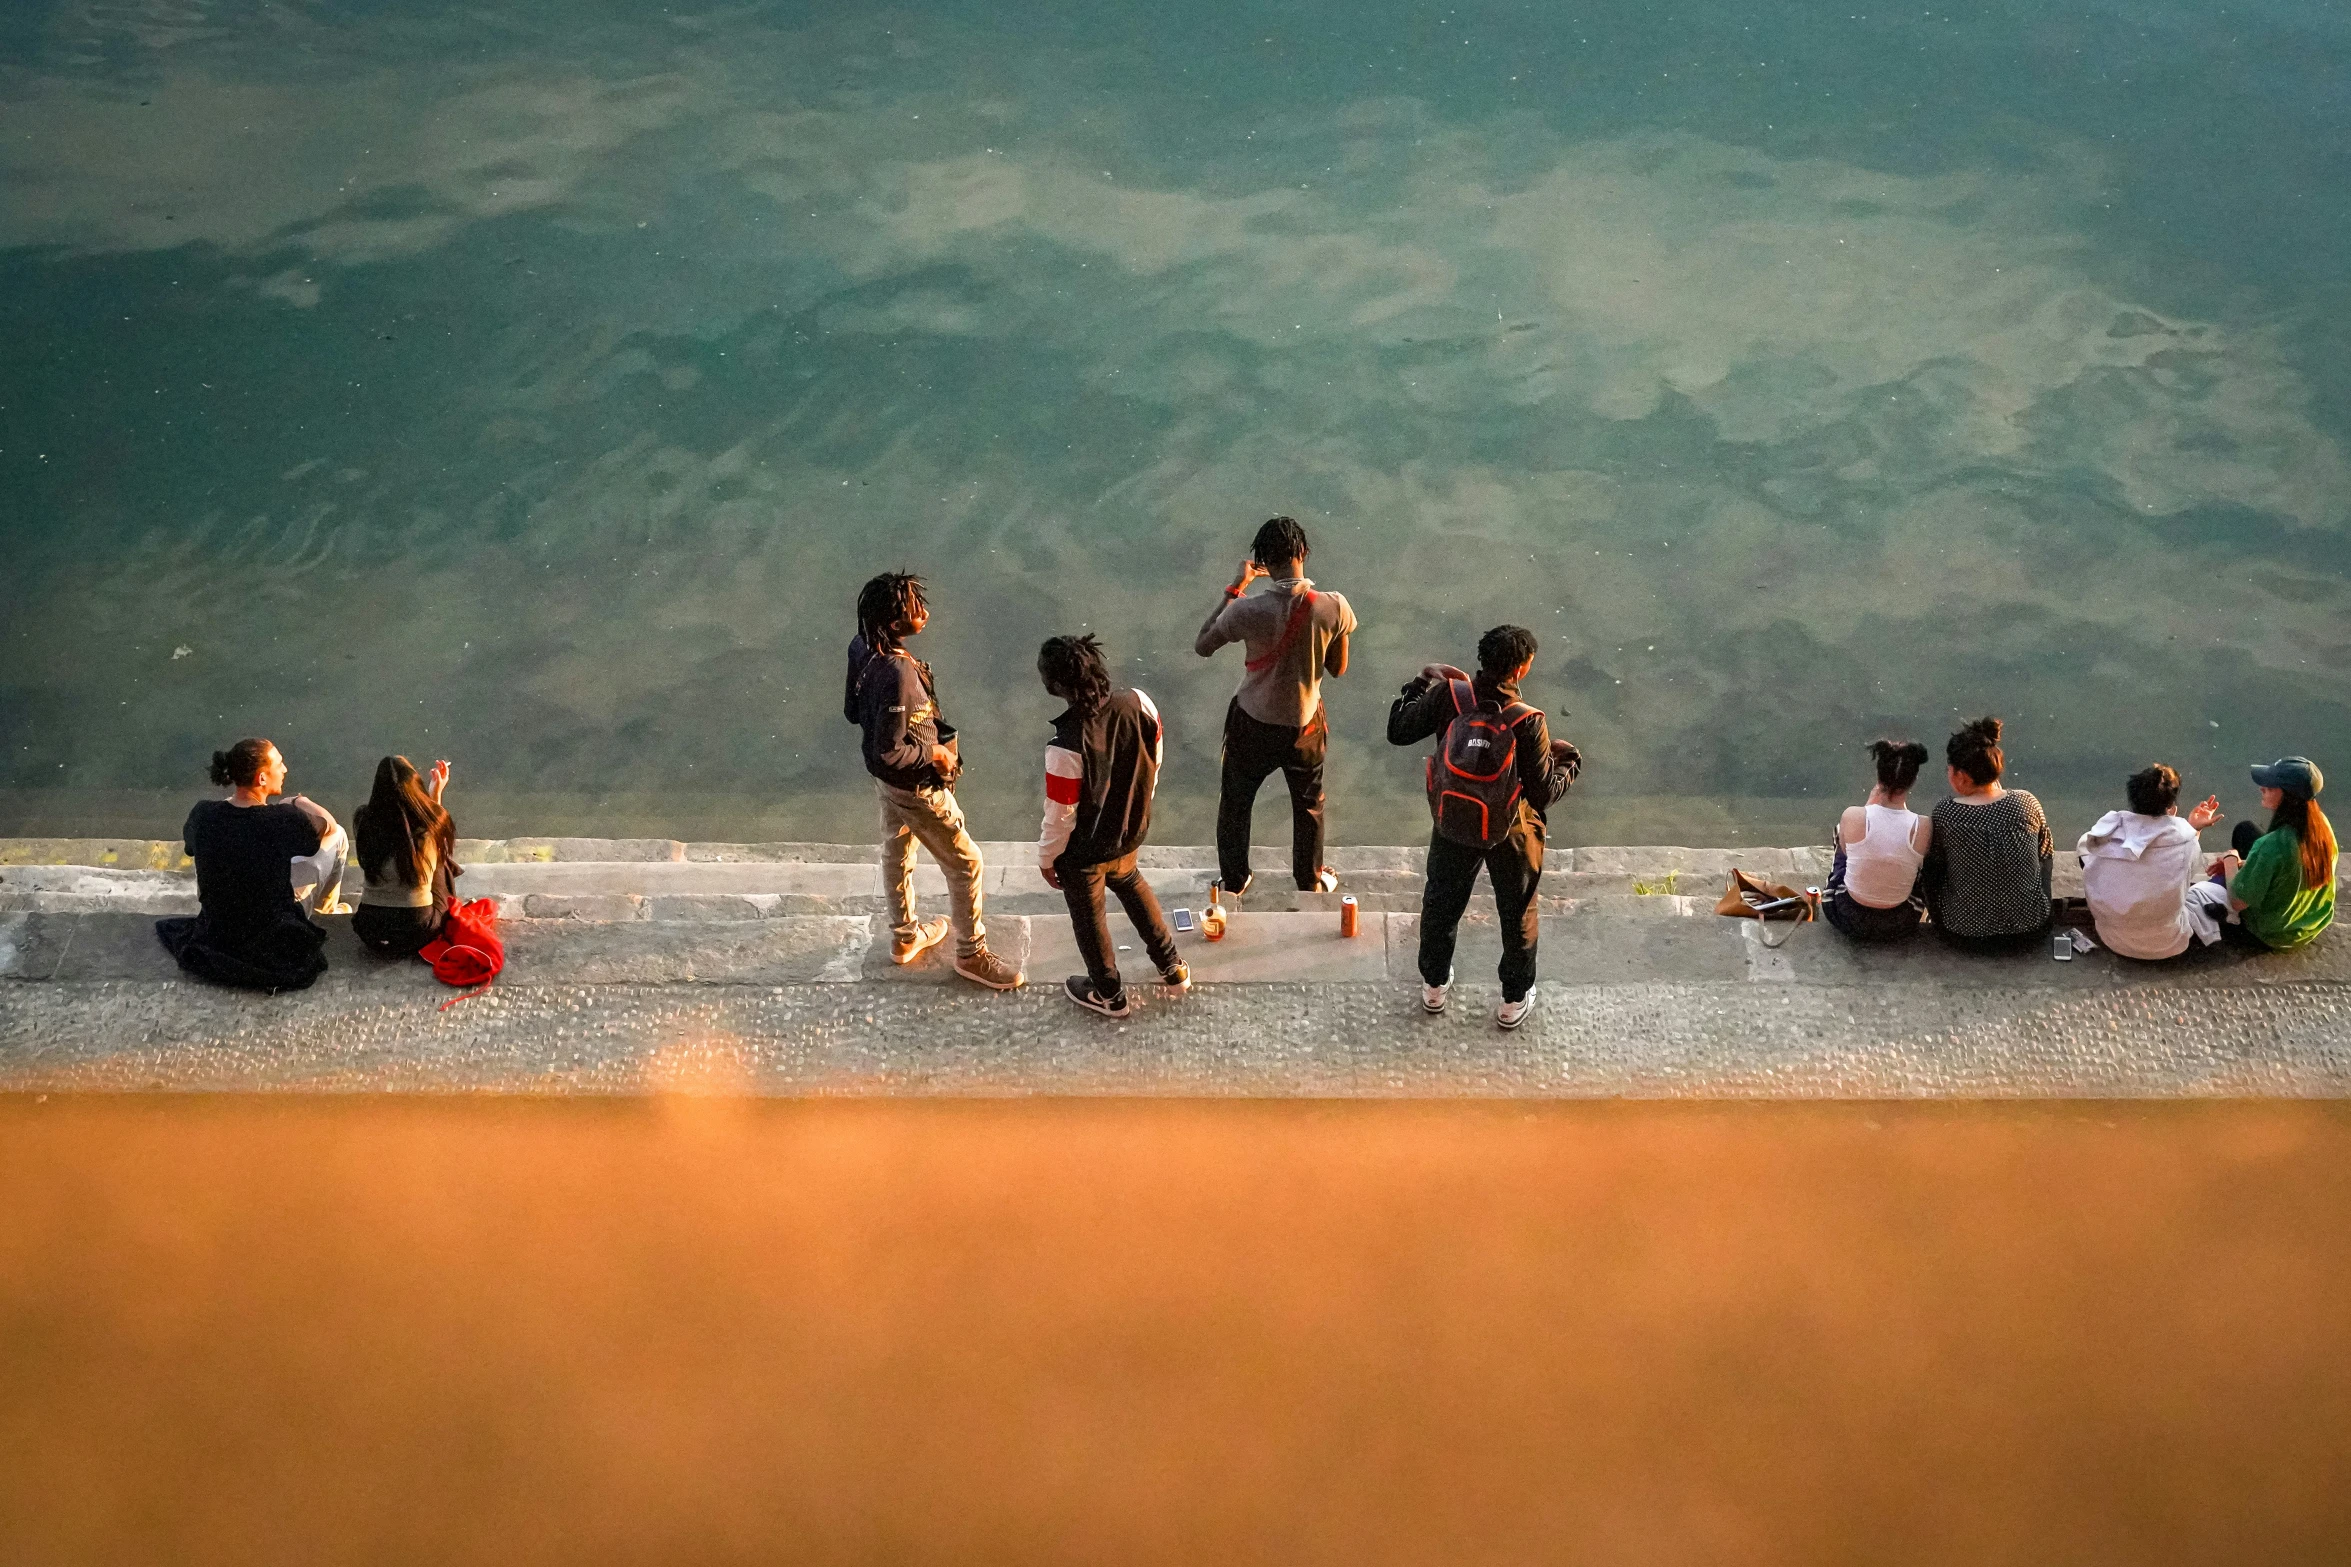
<box><xmin>1825</xmin><ymin>739</ymin><xmax>1933</xmax><ymax>941</ymax></box>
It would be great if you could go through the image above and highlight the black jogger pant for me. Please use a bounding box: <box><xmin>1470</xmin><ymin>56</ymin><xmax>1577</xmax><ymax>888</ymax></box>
<box><xmin>1058</xmin><ymin>850</ymin><xmax>1181</xmax><ymax>1000</ymax></box>
<box><xmin>1216</xmin><ymin>698</ymin><xmax>1327</xmax><ymax>892</ymax></box>
<box><xmin>1416</xmin><ymin>818</ymin><xmax>1544</xmax><ymax>1003</ymax></box>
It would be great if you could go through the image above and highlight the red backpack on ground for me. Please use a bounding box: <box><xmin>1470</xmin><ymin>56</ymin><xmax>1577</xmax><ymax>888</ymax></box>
<box><xmin>1425</xmin><ymin>679</ymin><xmax>1538</xmax><ymax>848</ymax></box>
<box><xmin>419</xmin><ymin>896</ymin><xmax>504</xmax><ymax>988</ymax></box>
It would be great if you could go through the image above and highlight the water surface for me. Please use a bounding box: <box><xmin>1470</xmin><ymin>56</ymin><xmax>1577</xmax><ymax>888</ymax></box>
<box><xmin>4</xmin><ymin>0</ymin><xmax>2348</xmax><ymax>844</ymax></box>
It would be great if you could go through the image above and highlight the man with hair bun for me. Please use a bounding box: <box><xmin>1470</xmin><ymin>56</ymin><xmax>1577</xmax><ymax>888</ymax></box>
<box><xmin>153</xmin><ymin>737</ymin><xmax>344</xmax><ymax>991</ymax></box>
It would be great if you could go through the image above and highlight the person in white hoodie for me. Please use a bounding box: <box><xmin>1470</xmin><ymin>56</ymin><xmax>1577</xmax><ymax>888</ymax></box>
<box><xmin>2078</xmin><ymin>763</ymin><xmax>2228</xmax><ymax>960</ymax></box>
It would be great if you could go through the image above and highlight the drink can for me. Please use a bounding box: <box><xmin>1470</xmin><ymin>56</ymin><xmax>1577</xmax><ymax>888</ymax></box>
<box><xmin>1340</xmin><ymin>895</ymin><xmax>1359</xmax><ymax>938</ymax></box>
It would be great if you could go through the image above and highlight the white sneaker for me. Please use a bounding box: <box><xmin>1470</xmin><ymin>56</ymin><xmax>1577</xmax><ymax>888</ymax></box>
<box><xmin>1421</xmin><ymin>969</ymin><xmax>1451</xmax><ymax>1014</ymax></box>
<box><xmin>1495</xmin><ymin>988</ymin><xmax>1538</xmax><ymax>1030</ymax></box>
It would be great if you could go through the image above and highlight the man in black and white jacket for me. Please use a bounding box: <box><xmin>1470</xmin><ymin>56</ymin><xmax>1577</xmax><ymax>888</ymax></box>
<box><xmin>1035</xmin><ymin>634</ymin><xmax>1187</xmax><ymax>1019</ymax></box>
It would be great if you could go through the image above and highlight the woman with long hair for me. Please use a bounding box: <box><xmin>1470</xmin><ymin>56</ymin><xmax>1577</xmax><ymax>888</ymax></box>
<box><xmin>351</xmin><ymin>754</ymin><xmax>460</xmax><ymax>957</ymax></box>
<box><xmin>2213</xmin><ymin>756</ymin><xmax>2335</xmax><ymax>951</ymax></box>
<box><xmin>1918</xmin><ymin>716</ymin><xmax>2054</xmax><ymax>952</ymax></box>
<box><xmin>1823</xmin><ymin>738</ymin><xmax>1932</xmax><ymax>941</ymax></box>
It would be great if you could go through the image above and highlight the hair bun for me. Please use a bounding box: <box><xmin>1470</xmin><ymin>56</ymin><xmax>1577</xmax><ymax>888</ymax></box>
<box><xmin>1964</xmin><ymin>716</ymin><xmax>2003</xmax><ymax>745</ymax></box>
<box><xmin>207</xmin><ymin>750</ymin><xmax>235</xmax><ymax>787</ymax></box>
<box><xmin>1901</xmin><ymin>740</ymin><xmax>1930</xmax><ymax>764</ymax></box>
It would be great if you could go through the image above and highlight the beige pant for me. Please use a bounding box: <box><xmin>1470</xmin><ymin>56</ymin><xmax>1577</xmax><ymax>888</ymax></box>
<box><xmin>290</xmin><ymin>824</ymin><xmax>349</xmax><ymax>914</ymax></box>
<box><xmin>877</xmin><ymin>781</ymin><xmax>986</xmax><ymax>957</ymax></box>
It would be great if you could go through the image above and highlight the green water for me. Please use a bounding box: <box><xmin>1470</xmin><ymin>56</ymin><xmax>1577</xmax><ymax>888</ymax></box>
<box><xmin>4</xmin><ymin>0</ymin><xmax>2347</xmax><ymax>847</ymax></box>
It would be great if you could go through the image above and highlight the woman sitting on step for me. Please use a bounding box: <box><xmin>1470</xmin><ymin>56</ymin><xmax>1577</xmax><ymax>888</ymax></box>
<box><xmin>1824</xmin><ymin>738</ymin><xmax>1931</xmax><ymax>941</ymax></box>
<box><xmin>154</xmin><ymin>737</ymin><xmax>343</xmax><ymax>992</ymax></box>
<box><xmin>2208</xmin><ymin>756</ymin><xmax>2335</xmax><ymax>953</ymax></box>
<box><xmin>1920</xmin><ymin>716</ymin><xmax>2053</xmax><ymax>953</ymax></box>
<box><xmin>351</xmin><ymin>755</ymin><xmax>461</xmax><ymax>958</ymax></box>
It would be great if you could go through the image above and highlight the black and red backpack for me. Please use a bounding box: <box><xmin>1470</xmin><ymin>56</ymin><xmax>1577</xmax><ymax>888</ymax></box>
<box><xmin>1425</xmin><ymin>679</ymin><xmax>1538</xmax><ymax>848</ymax></box>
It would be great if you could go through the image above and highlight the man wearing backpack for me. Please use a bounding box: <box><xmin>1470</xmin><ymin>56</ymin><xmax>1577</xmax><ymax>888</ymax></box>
<box><xmin>1387</xmin><ymin>625</ymin><xmax>1580</xmax><ymax>1029</ymax></box>
<box><xmin>844</xmin><ymin>570</ymin><xmax>1023</xmax><ymax>990</ymax></box>
<box><xmin>1193</xmin><ymin>515</ymin><xmax>1359</xmax><ymax>898</ymax></box>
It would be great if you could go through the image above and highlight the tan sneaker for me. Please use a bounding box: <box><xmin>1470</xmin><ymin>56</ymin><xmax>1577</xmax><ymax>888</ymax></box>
<box><xmin>952</xmin><ymin>945</ymin><xmax>1024</xmax><ymax>990</ymax></box>
<box><xmin>891</xmin><ymin>916</ymin><xmax>951</xmax><ymax>966</ymax></box>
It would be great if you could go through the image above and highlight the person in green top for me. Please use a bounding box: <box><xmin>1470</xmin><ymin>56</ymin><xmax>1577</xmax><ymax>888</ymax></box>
<box><xmin>2211</xmin><ymin>756</ymin><xmax>2336</xmax><ymax>952</ymax></box>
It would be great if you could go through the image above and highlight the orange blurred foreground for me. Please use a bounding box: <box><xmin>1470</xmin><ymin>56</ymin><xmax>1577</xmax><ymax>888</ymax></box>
<box><xmin>2</xmin><ymin>1095</ymin><xmax>2347</xmax><ymax>1565</ymax></box>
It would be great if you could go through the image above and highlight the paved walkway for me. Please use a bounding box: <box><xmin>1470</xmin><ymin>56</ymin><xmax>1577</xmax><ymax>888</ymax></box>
<box><xmin>4</xmin><ymin>836</ymin><xmax>2347</xmax><ymax>1096</ymax></box>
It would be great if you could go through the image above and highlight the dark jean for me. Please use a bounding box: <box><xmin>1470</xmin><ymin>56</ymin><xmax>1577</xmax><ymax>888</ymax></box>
<box><xmin>1216</xmin><ymin>698</ymin><xmax>1327</xmax><ymax>892</ymax></box>
<box><xmin>1417</xmin><ymin>819</ymin><xmax>1544</xmax><ymax>1003</ymax></box>
<box><xmin>2217</xmin><ymin>819</ymin><xmax>2276</xmax><ymax>951</ymax></box>
<box><xmin>353</xmin><ymin>900</ymin><xmax>445</xmax><ymax>958</ymax></box>
<box><xmin>1057</xmin><ymin>850</ymin><xmax>1181</xmax><ymax>1000</ymax></box>
<box><xmin>1823</xmin><ymin>847</ymin><xmax>1923</xmax><ymax>941</ymax></box>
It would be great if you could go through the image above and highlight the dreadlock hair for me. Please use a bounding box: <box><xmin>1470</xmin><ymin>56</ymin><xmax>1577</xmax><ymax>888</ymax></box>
<box><xmin>2269</xmin><ymin>793</ymin><xmax>2339</xmax><ymax>892</ymax></box>
<box><xmin>856</xmin><ymin>571</ymin><xmax>928</xmax><ymax>654</ymax></box>
<box><xmin>1037</xmin><ymin>634</ymin><xmax>1114</xmax><ymax>717</ymax></box>
<box><xmin>1251</xmin><ymin>515</ymin><xmax>1310</xmax><ymax>568</ymax></box>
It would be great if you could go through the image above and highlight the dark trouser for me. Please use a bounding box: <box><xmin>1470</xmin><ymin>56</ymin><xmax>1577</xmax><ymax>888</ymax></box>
<box><xmin>2218</xmin><ymin>821</ymin><xmax>2275</xmax><ymax>950</ymax></box>
<box><xmin>1058</xmin><ymin>850</ymin><xmax>1181</xmax><ymax>1000</ymax></box>
<box><xmin>353</xmin><ymin>901</ymin><xmax>445</xmax><ymax>958</ymax></box>
<box><xmin>1932</xmin><ymin>918</ymin><xmax>2052</xmax><ymax>955</ymax></box>
<box><xmin>1217</xmin><ymin>699</ymin><xmax>1327</xmax><ymax>891</ymax></box>
<box><xmin>1823</xmin><ymin>848</ymin><xmax>1923</xmax><ymax>941</ymax></box>
<box><xmin>1417</xmin><ymin>819</ymin><xmax>1544</xmax><ymax>1002</ymax></box>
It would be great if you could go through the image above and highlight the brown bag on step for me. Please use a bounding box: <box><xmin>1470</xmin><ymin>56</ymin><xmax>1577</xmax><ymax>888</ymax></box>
<box><xmin>1716</xmin><ymin>867</ymin><xmax>1815</xmax><ymax>921</ymax></box>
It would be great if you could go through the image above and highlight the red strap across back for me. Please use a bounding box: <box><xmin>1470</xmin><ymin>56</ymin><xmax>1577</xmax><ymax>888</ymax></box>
<box><xmin>1244</xmin><ymin>590</ymin><xmax>1318</xmax><ymax>673</ymax></box>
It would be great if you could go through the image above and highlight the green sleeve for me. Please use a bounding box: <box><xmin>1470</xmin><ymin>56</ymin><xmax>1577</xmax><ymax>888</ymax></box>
<box><xmin>2234</xmin><ymin>832</ymin><xmax>2291</xmax><ymax>913</ymax></box>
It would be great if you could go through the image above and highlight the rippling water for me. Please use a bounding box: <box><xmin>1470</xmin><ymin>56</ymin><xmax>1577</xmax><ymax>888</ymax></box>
<box><xmin>4</xmin><ymin>0</ymin><xmax>2347</xmax><ymax>845</ymax></box>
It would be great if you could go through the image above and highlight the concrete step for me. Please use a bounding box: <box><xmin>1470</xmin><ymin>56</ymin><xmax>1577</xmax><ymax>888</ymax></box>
<box><xmin>1</xmin><ymin>838</ymin><xmax>2139</xmax><ymax>918</ymax></box>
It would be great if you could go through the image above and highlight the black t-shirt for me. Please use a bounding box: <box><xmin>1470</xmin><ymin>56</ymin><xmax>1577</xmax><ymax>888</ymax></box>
<box><xmin>183</xmin><ymin>800</ymin><xmax>322</xmax><ymax>926</ymax></box>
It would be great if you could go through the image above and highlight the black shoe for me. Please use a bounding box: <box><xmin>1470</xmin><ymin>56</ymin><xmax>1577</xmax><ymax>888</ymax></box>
<box><xmin>1064</xmin><ymin>975</ymin><xmax>1132</xmax><ymax>1019</ymax></box>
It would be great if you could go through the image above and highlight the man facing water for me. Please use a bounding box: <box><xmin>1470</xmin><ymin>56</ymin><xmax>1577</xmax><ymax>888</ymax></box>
<box><xmin>1388</xmin><ymin>626</ymin><xmax>1580</xmax><ymax>1031</ymax></box>
<box><xmin>1193</xmin><ymin>516</ymin><xmax>1359</xmax><ymax>897</ymax></box>
<box><xmin>845</xmin><ymin>571</ymin><xmax>1022</xmax><ymax>989</ymax></box>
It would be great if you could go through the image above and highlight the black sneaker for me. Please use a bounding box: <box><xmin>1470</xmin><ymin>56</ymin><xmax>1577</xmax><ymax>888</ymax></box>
<box><xmin>1159</xmin><ymin>962</ymin><xmax>1191</xmax><ymax>992</ymax></box>
<box><xmin>1064</xmin><ymin>975</ymin><xmax>1132</xmax><ymax>1019</ymax></box>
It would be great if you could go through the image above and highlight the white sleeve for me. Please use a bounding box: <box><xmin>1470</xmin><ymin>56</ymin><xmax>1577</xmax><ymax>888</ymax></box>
<box><xmin>1039</xmin><ymin>743</ymin><xmax>1081</xmax><ymax>868</ymax></box>
<box><xmin>1135</xmin><ymin>689</ymin><xmax>1163</xmax><ymax>769</ymax></box>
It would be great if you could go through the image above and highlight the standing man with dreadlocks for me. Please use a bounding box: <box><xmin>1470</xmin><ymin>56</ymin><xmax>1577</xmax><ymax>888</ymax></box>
<box><xmin>1035</xmin><ymin>633</ymin><xmax>1186</xmax><ymax>1019</ymax></box>
<box><xmin>845</xmin><ymin>571</ymin><xmax>1022</xmax><ymax>989</ymax></box>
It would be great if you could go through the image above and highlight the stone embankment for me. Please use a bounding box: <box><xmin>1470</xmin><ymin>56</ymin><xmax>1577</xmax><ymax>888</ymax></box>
<box><xmin>3</xmin><ymin>837</ymin><xmax>2347</xmax><ymax>1098</ymax></box>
